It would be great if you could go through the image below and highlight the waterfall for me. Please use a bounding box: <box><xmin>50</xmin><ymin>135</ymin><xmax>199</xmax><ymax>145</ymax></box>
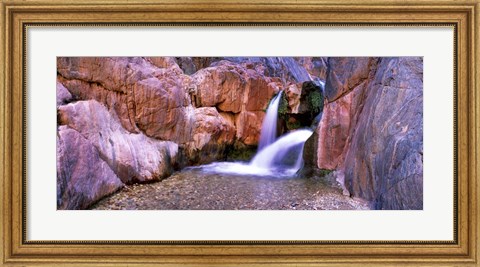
<box><xmin>258</xmin><ymin>91</ymin><xmax>283</xmax><ymax>150</ymax></box>
<box><xmin>198</xmin><ymin>90</ymin><xmax>313</xmax><ymax>177</ymax></box>
<box><xmin>250</xmin><ymin>129</ymin><xmax>313</xmax><ymax>170</ymax></box>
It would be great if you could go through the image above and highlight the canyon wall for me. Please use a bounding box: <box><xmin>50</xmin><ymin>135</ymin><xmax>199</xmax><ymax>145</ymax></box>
<box><xmin>57</xmin><ymin>57</ymin><xmax>317</xmax><ymax>209</ymax></box>
<box><xmin>316</xmin><ymin>57</ymin><xmax>423</xmax><ymax>209</ymax></box>
<box><xmin>57</xmin><ymin>56</ymin><xmax>422</xmax><ymax>210</ymax></box>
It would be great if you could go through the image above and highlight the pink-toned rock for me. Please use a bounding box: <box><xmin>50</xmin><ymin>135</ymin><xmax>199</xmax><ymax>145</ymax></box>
<box><xmin>295</xmin><ymin>57</ymin><xmax>328</xmax><ymax>80</ymax></box>
<box><xmin>324</xmin><ymin>57</ymin><xmax>375</xmax><ymax>102</ymax></box>
<box><xmin>57</xmin><ymin>125</ymin><xmax>123</xmax><ymax>210</ymax></box>
<box><xmin>132</xmin><ymin>76</ymin><xmax>192</xmax><ymax>142</ymax></box>
<box><xmin>57</xmin><ymin>57</ymin><xmax>193</xmax><ymax>142</ymax></box>
<box><xmin>316</xmin><ymin>57</ymin><xmax>423</xmax><ymax>210</ymax></box>
<box><xmin>285</xmin><ymin>83</ymin><xmax>302</xmax><ymax>114</ymax></box>
<box><xmin>192</xmin><ymin>61</ymin><xmax>277</xmax><ymax>114</ymax></box>
<box><xmin>58</xmin><ymin>100</ymin><xmax>178</xmax><ymax>184</ymax></box>
<box><xmin>57</xmin><ymin>57</ymin><xmax>160</xmax><ymax>94</ymax></box>
<box><xmin>56</xmin><ymin>81</ymin><xmax>73</xmax><ymax>107</ymax></box>
<box><xmin>191</xmin><ymin>107</ymin><xmax>236</xmax><ymax>149</ymax></box>
<box><xmin>316</xmin><ymin>83</ymin><xmax>369</xmax><ymax>169</ymax></box>
<box><xmin>243</xmin><ymin>73</ymin><xmax>277</xmax><ymax>112</ymax></box>
<box><xmin>146</xmin><ymin>57</ymin><xmax>180</xmax><ymax>72</ymax></box>
<box><xmin>57</xmin><ymin>77</ymin><xmax>138</xmax><ymax>133</ymax></box>
<box><xmin>184</xmin><ymin>107</ymin><xmax>236</xmax><ymax>163</ymax></box>
<box><xmin>190</xmin><ymin>61</ymin><xmax>278</xmax><ymax>146</ymax></box>
<box><xmin>235</xmin><ymin>111</ymin><xmax>265</xmax><ymax>145</ymax></box>
<box><xmin>342</xmin><ymin>57</ymin><xmax>423</xmax><ymax>210</ymax></box>
<box><xmin>192</xmin><ymin>62</ymin><xmax>247</xmax><ymax>113</ymax></box>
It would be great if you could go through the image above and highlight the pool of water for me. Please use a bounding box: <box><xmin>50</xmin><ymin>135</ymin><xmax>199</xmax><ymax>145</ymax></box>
<box><xmin>91</xmin><ymin>164</ymin><xmax>371</xmax><ymax>210</ymax></box>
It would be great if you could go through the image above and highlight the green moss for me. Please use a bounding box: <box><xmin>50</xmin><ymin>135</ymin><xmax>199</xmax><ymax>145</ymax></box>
<box><xmin>277</xmin><ymin>92</ymin><xmax>289</xmax><ymax>117</ymax></box>
<box><xmin>318</xmin><ymin>168</ymin><xmax>333</xmax><ymax>177</ymax></box>
<box><xmin>225</xmin><ymin>145</ymin><xmax>257</xmax><ymax>161</ymax></box>
<box><xmin>286</xmin><ymin>120</ymin><xmax>301</xmax><ymax>130</ymax></box>
<box><xmin>307</xmin><ymin>90</ymin><xmax>324</xmax><ymax>115</ymax></box>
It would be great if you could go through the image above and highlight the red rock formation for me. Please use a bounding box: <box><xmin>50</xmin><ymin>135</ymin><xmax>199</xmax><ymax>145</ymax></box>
<box><xmin>57</xmin><ymin>57</ymin><xmax>193</xmax><ymax>141</ymax></box>
<box><xmin>323</xmin><ymin>57</ymin><xmax>373</xmax><ymax>102</ymax></box>
<box><xmin>295</xmin><ymin>57</ymin><xmax>328</xmax><ymax>80</ymax></box>
<box><xmin>58</xmin><ymin>58</ymin><xmax>279</xmax><ymax>151</ymax></box>
<box><xmin>183</xmin><ymin>107</ymin><xmax>237</xmax><ymax>163</ymax></box>
<box><xmin>56</xmin><ymin>56</ymin><xmax>423</xmax><ymax>211</ymax></box>
<box><xmin>191</xmin><ymin>61</ymin><xmax>278</xmax><ymax>144</ymax></box>
<box><xmin>316</xmin><ymin>79</ymin><xmax>370</xmax><ymax>170</ymax></box>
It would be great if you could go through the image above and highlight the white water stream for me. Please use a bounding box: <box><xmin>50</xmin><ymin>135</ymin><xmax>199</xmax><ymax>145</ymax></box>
<box><xmin>199</xmin><ymin>91</ymin><xmax>313</xmax><ymax>177</ymax></box>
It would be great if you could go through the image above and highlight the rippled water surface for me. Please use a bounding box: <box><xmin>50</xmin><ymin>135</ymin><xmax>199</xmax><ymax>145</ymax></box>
<box><xmin>92</xmin><ymin>165</ymin><xmax>370</xmax><ymax>210</ymax></box>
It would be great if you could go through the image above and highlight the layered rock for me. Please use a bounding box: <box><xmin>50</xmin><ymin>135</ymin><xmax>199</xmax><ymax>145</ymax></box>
<box><xmin>56</xmin><ymin>56</ymin><xmax>423</xmax><ymax>211</ymax></box>
<box><xmin>57</xmin><ymin>57</ymin><xmax>192</xmax><ymax>141</ymax></box>
<box><xmin>57</xmin><ymin>57</ymin><xmax>282</xmax><ymax>155</ymax></box>
<box><xmin>316</xmin><ymin>57</ymin><xmax>423</xmax><ymax>209</ymax></box>
<box><xmin>56</xmin><ymin>57</ymin><xmax>287</xmax><ymax>209</ymax></box>
<box><xmin>343</xmin><ymin>57</ymin><xmax>423</xmax><ymax>210</ymax></box>
<box><xmin>191</xmin><ymin>60</ymin><xmax>279</xmax><ymax>145</ymax></box>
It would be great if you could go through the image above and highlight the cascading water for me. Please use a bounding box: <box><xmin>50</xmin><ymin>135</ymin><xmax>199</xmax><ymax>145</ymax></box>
<box><xmin>258</xmin><ymin>91</ymin><xmax>283</xmax><ymax>150</ymax></box>
<box><xmin>197</xmin><ymin>90</ymin><xmax>313</xmax><ymax>177</ymax></box>
<box><xmin>251</xmin><ymin>129</ymin><xmax>313</xmax><ymax>170</ymax></box>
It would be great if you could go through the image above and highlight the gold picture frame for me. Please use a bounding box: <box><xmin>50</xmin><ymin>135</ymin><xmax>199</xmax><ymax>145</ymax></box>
<box><xmin>1</xmin><ymin>0</ymin><xmax>478</xmax><ymax>266</ymax></box>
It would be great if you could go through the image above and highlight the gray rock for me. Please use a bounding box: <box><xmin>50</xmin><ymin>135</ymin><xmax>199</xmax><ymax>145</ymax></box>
<box><xmin>342</xmin><ymin>57</ymin><xmax>423</xmax><ymax>209</ymax></box>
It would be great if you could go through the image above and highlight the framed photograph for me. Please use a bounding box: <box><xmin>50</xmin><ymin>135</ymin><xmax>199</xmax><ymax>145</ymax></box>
<box><xmin>1</xmin><ymin>0</ymin><xmax>478</xmax><ymax>266</ymax></box>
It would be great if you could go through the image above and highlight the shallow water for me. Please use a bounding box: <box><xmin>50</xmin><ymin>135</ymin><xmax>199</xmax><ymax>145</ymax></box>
<box><xmin>91</xmin><ymin>166</ymin><xmax>370</xmax><ymax>210</ymax></box>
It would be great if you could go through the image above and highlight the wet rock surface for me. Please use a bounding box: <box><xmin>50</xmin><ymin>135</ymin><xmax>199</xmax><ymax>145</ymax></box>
<box><xmin>91</xmin><ymin>169</ymin><xmax>370</xmax><ymax>210</ymax></box>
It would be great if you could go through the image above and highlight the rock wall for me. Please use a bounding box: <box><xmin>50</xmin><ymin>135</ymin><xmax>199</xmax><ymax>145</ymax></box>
<box><xmin>57</xmin><ymin>57</ymin><xmax>312</xmax><ymax>209</ymax></box>
<box><xmin>316</xmin><ymin>57</ymin><xmax>423</xmax><ymax>209</ymax></box>
<box><xmin>57</xmin><ymin>56</ymin><xmax>422</xmax><ymax>210</ymax></box>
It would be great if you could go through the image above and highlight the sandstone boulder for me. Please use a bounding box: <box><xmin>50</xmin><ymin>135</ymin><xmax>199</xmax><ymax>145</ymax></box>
<box><xmin>132</xmin><ymin>76</ymin><xmax>192</xmax><ymax>142</ymax></box>
<box><xmin>235</xmin><ymin>111</ymin><xmax>265</xmax><ymax>145</ymax></box>
<box><xmin>57</xmin><ymin>126</ymin><xmax>123</xmax><ymax>210</ymax></box>
<box><xmin>58</xmin><ymin>100</ymin><xmax>179</xmax><ymax>184</ymax></box>
<box><xmin>184</xmin><ymin>107</ymin><xmax>237</xmax><ymax>163</ymax></box>
<box><xmin>192</xmin><ymin>62</ymin><xmax>247</xmax><ymax>113</ymax></box>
